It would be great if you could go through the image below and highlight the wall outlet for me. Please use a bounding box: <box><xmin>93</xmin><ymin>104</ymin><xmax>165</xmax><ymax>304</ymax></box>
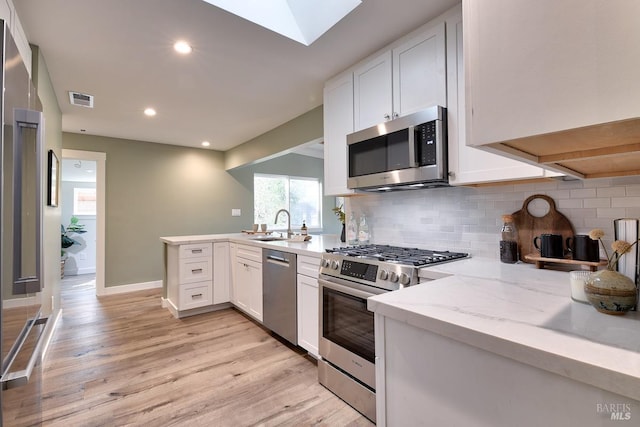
<box><xmin>232</xmin><ymin>209</ymin><xmax>241</xmax><ymax>217</ymax></box>
<box><xmin>79</xmin><ymin>252</ymin><xmax>87</xmax><ymax>260</ymax></box>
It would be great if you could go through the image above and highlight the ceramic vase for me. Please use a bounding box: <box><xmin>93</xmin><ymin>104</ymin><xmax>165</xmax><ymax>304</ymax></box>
<box><xmin>340</xmin><ymin>223</ymin><xmax>346</xmax><ymax>243</ymax></box>
<box><xmin>584</xmin><ymin>270</ymin><xmax>638</xmax><ymax>315</ymax></box>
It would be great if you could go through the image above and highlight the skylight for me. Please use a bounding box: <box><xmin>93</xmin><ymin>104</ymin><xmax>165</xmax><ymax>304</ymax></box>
<box><xmin>202</xmin><ymin>0</ymin><xmax>362</xmax><ymax>46</ymax></box>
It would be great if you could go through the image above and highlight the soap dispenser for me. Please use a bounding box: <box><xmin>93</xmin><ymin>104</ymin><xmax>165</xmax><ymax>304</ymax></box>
<box><xmin>301</xmin><ymin>220</ymin><xmax>308</xmax><ymax>235</ymax></box>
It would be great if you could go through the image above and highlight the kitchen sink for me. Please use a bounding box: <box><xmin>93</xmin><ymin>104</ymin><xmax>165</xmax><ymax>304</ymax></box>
<box><xmin>250</xmin><ymin>236</ymin><xmax>287</xmax><ymax>242</ymax></box>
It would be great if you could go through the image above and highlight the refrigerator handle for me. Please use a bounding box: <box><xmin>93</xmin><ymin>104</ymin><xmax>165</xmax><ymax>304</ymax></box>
<box><xmin>12</xmin><ymin>108</ymin><xmax>44</xmax><ymax>295</ymax></box>
<box><xmin>1</xmin><ymin>316</ymin><xmax>48</xmax><ymax>390</ymax></box>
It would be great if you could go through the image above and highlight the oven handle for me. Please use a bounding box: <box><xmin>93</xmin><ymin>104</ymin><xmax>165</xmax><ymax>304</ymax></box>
<box><xmin>318</xmin><ymin>275</ymin><xmax>381</xmax><ymax>299</ymax></box>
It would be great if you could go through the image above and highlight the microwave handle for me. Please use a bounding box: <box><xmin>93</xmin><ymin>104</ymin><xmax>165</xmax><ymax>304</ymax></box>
<box><xmin>407</xmin><ymin>125</ymin><xmax>418</xmax><ymax>167</ymax></box>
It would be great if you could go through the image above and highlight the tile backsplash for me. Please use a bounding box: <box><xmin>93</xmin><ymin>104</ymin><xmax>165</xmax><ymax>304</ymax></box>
<box><xmin>346</xmin><ymin>176</ymin><xmax>640</xmax><ymax>259</ymax></box>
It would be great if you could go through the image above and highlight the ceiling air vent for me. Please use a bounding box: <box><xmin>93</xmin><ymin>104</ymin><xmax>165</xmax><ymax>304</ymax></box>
<box><xmin>68</xmin><ymin>91</ymin><xmax>94</xmax><ymax>108</ymax></box>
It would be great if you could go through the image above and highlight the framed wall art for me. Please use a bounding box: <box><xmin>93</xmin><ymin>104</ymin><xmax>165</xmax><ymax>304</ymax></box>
<box><xmin>47</xmin><ymin>150</ymin><xmax>59</xmax><ymax>207</ymax></box>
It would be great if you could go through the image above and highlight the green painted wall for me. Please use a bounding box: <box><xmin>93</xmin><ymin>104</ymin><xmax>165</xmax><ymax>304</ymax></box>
<box><xmin>62</xmin><ymin>134</ymin><xmax>251</xmax><ymax>287</ymax></box>
<box><xmin>224</xmin><ymin>105</ymin><xmax>323</xmax><ymax>170</ymax></box>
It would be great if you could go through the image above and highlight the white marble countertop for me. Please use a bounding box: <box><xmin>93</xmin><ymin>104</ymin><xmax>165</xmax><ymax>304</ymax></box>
<box><xmin>160</xmin><ymin>233</ymin><xmax>346</xmax><ymax>258</ymax></box>
<box><xmin>368</xmin><ymin>257</ymin><xmax>640</xmax><ymax>401</ymax></box>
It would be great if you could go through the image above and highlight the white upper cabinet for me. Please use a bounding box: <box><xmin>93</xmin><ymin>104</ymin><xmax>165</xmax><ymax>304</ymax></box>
<box><xmin>353</xmin><ymin>22</ymin><xmax>446</xmax><ymax>131</ymax></box>
<box><xmin>445</xmin><ymin>6</ymin><xmax>556</xmax><ymax>185</ymax></box>
<box><xmin>353</xmin><ymin>51</ymin><xmax>393</xmax><ymax>130</ymax></box>
<box><xmin>392</xmin><ymin>22</ymin><xmax>446</xmax><ymax>119</ymax></box>
<box><xmin>462</xmin><ymin>0</ymin><xmax>640</xmax><ymax>179</ymax></box>
<box><xmin>323</xmin><ymin>70</ymin><xmax>355</xmax><ymax>196</ymax></box>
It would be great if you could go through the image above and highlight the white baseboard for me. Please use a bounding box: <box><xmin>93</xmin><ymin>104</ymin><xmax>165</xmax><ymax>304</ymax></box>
<box><xmin>3</xmin><ymin>296</ymin><xmax>38</xmax><ymax>309</ymax></box>
<box><xmin>99</xmin><ymin>280</ymin><xmax>162</xmax><ymax>296</ymax></box>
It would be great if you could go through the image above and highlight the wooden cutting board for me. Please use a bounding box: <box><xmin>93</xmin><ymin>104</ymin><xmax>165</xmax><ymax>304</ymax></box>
<box><xmin>511</xmin><ymin>194</ymin><xmax>575</xmax><ymax>263</ymax></box>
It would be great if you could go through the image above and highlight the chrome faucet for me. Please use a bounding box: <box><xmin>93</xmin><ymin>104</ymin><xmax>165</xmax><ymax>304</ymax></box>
<box><xmin>274</xmin><ymin>209</ymin><xmax>293</xmax><ymax>238</ymax></box>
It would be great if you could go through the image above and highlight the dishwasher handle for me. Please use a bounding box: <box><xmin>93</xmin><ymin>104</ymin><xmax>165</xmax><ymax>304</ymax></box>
<box><xmin>266</xmin><ymin>255</ymin><xmax>292</xmax><ymax>267</ymax></box>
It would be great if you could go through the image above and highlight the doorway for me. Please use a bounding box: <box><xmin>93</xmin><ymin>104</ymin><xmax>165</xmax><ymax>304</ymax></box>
<box><xmin>61</xmin><ymin>149</ymin><xmax>106</xmax><ymax>295</ymax></box>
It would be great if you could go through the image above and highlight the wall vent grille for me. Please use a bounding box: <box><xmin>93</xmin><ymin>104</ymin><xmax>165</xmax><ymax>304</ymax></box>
<box><xmin>68</xmin><ymin>91</ymin><xmax>94</xmax><ymax>108</ymax></box>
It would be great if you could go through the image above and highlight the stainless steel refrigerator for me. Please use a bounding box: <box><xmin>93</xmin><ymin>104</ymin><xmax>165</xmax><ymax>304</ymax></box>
<box><xmin>0</xmin><ymin>20</ymin><xmax>48</xmax><ymax>426</ymax></box>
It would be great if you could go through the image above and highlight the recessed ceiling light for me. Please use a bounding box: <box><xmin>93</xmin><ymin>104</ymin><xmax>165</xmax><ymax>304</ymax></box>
<box><xmin>144</xmin><ymin>108</ymin><xmax>157</xmax><ymax>117</ymax></box>
<box><xmin>174</xmin><ymin>40</ymin><xmax>192</xmax><ymax>54</ymax></box>
<box><xmin>201</xmin><ymin>141</ymin><xmax>211</xmax><ymax>147</ymax></box>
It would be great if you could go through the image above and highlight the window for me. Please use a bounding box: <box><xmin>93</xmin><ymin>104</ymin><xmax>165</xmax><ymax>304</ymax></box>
<box><xmin>254</xmin><ymin>174</ymin><xmax>322</xmax><ymax>229</ymax></box>
<box><xmin>73</xmin><ymin>187</ymin><xmax>97</xmax><ymax>216</ymax></box>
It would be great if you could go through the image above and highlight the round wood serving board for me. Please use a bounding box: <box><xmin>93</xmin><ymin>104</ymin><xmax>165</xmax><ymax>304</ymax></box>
<box><xmin>511</xmin><ymin>194</ymin><xmax>575</xmax><ymax>263</ymax></box>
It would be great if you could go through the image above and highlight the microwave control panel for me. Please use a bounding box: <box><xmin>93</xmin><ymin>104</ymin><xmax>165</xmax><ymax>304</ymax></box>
<box><xmin>416</xmin><ymin>121</ymin><xmax>437</xmax><ymax>166</ymax></box>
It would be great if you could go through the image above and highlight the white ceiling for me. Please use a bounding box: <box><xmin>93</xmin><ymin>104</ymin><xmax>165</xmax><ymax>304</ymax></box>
<box><xmin>15</xmin><ymin>0</ymin><xmax>459</xmax><ymax>152</ymax></box>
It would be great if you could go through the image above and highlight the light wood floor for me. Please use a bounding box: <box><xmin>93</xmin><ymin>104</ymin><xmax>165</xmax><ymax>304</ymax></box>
<box><xmin>20</xmin><ymin>276</ymin><xmax>373</xmax><ymax>426</ymax></box>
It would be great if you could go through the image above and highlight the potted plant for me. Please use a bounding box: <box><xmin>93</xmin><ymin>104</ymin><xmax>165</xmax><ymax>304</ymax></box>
<box><xmin>61</xmin><ymin>216</ymin><xmax>86</xmax><ymax>278</ymax></box>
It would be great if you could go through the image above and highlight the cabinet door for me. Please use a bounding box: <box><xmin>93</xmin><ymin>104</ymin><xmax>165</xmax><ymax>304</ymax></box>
<box><xmin>463</xmin><ymin>0</ymin><xmax>640</xmax><ymax>147</ymax></box>
<box><xmin>297</xmin><ymin>274</ymin><xmax>319</xmax><ymax>358</ymax></box>
<box><xmin>445</xmin><ymin>6</ymin><xmax>550</xmax><ymax>185</ymax></box>
<box><xmin>392</xmin><ymin>22</ymin><xmax>446</xmax><ymax>117</ymax></box>
<box><xmin>323</xmin><ymin>71</ymin><xmax>355</xmax><ymax>196</ymax></box>
<box><xmin>234</xmin><ymin>258</ymin><xmax>262</xmax><ymax>322</ymax></box>
<box><xmin>213</xmin><ymin>242</ymin><xmax>230</xmax><ymax>304</ymax></box>
<box><xmin>233</xmin><ymin>258</ymin><xmax>250</xmax><ymax>312</ymax></box>
<box><xmin>247</xmin><ymin>260</ymin><xmax>263</xmax><ymax>322</ymax></box>
<box><xmin>353</xmin><ymin>51</ymin><xmax>392</xmax><ymax>131</ymax></box>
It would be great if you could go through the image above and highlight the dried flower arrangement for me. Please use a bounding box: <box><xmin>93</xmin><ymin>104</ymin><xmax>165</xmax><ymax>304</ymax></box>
<box><xmin>588</xmin><ymin>228</ymin><xmax>637</xmax><ymax>270</ymax></box>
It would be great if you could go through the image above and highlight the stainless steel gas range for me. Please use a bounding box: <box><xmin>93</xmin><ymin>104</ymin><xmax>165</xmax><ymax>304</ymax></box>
<box><xmin>317</xmin><ymin>244</ymin><xmax>469</xmax><ymax>422</ymax></box>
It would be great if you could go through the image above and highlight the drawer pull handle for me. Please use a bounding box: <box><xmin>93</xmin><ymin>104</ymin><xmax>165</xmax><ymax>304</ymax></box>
<box><xmin>191</xmin><ymin>293</ymin><xmax>203</xmax><ymax>299</ymax></box>
<box><xmin>191</xmin><ymin>249</ymin><xmax>203</xmax><ymax>254</ymax></box>
<box><xmin>192</xmin><ymin>268</ymin><xmax>203</xmax><ymax>274</ymax></box>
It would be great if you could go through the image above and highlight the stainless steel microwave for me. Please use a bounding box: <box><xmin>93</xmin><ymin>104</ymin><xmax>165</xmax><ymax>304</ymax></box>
<box><xmin>347</xmin><ymin>106</ymin><xmax>448</xmax><ymax>191</ymax></box>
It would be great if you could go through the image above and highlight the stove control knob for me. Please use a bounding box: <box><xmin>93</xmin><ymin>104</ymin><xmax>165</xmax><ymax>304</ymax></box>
<box><xmin>320</xmin><ymin>258</ymin><xmax>329</xmax><ymax>268</ymax></box>
<box><xmin>330</xmin><ymin>260</ymin><xmax>340</xmax><ymax>270</ymax></box>
<box><xmin>389</xmin><ymin>271</ymin><xmax>399</xmax><ymax>283</ymax></box>
<box><xmin>399</xmin><ymin>273</ymin><xmax>411</xmax><ymax>286</ymax></box>
<box><xmin>379</xmin><ymin>270</ymin><xmax>389</xmax><ymax>281</ymax></box>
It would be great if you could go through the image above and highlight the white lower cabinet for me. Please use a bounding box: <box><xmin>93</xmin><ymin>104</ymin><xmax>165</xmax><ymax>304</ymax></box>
<box><xmin>232</xmin><ymin>243</ymin><xmax>263</xmax><ymax>322</ymax></box>
<box><xmin>166</xmin><ymin>243</ymin><xmax>214</xmax><ymax>317</ymax></box>
<box><xmin>296</xmin><ymin>255</ymin><xmax>320</xmax><ymax>358</ymax></box>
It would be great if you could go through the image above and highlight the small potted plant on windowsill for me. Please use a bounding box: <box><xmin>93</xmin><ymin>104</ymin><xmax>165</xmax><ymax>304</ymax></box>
<box><xmin>61</xmin><ymin>216</ymin><xmax>86</xmax><ymax>278</ymax></box>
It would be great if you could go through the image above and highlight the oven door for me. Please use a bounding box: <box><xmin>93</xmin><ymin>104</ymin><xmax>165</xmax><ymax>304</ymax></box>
<box><xmin>318</xmin><ymin>275</ymin><xmax>384</xmax><ymax>390</ymax></box>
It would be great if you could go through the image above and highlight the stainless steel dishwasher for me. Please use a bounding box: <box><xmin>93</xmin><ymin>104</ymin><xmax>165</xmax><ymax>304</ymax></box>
<box><xmin>262</xmin><ymin>248</ymin><xmax>297</xmax><ymax>345</ymax></box>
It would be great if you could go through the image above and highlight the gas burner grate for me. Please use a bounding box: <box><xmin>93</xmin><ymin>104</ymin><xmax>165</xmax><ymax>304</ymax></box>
<box><xmin>326</xmin><ymin>244</ymin><xmax>468</xmax><ymax>266</ymax></box>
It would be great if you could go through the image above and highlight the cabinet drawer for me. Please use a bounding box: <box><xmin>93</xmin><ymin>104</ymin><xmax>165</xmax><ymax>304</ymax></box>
<box><xmin>179</xmin><ymin>281</ymin><xmax>212</xmax><ymax>310</ymax></box>
<box><xmin>235</xmin><ymin>244</ymin><xmax>262</xmax><ymax>264</ymax></box>
<box><xmin>179</xmin><ymin>257</ymin><xmax>212</xmax><ymax>283</ymax></box>
<box><xmin>297</xmin><ymin>255</ymin><xmax>320</xmax><ymax>278</ymax></box>
<box><xmin>179</xmin><ymin>243</ymin><xmax>212</xmax><ymax>259</ymax></box>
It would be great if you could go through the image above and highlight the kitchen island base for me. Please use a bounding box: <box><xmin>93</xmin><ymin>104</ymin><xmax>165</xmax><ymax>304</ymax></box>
<box><xmin>375</xmin><ymin>314</ymin><xmax>639</xmax><ymax>426</ymax></box>
<box><xmin>161</xmin><ymin>298</ymin><xmax>231</xmax><ymax>319</ymax></box>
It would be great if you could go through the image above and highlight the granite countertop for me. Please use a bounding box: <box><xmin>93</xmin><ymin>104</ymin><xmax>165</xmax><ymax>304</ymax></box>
<box><xmin>160</xmin><ymin>233</ymin><xmax>346</xmax><ymax>257</ymax></box>
<box><xmin>368</xmin><ymin>257</ymin><xmax>640</xmax><ymax>401</ymax></box>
